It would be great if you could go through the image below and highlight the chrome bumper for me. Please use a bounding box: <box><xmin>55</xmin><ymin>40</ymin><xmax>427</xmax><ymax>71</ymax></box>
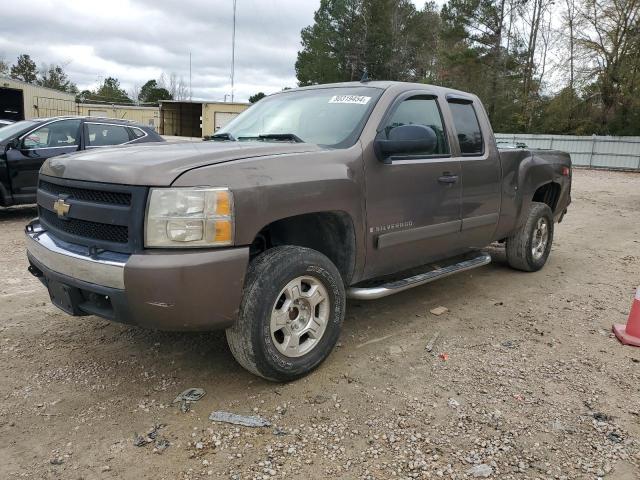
<box><xmin>25</xmin><ymin>225</ymin><xmax>128</xmax><ymax>289</ymax></box>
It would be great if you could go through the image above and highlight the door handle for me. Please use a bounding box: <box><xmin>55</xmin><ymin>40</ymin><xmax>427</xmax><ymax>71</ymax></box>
<box><xmin>438</xmin><ymin>173</ymin><xmax>459</xmax><ymax>184</ymax></box>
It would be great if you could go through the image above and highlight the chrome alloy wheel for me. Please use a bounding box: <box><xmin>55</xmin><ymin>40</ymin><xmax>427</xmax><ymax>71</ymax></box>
<box><xmin>270</xmin><ymin>276</ymin><xmax>330</xmax><ymax>358</ymax></box>
<box><xmin>531</xmin><ymin>217</ymin><xmax>549</xmax><ymax>260</ymax></box>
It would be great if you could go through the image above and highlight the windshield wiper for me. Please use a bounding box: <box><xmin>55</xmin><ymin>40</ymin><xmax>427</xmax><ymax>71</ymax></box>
<box><xmin>259</xmin><ymin>133</ymin><xmax>304</xmax><ymax>143</ymax></box>
<box><xmin>207</xmin><ymin>132</ymin><xmax>236</xmax><ymax>141</ymax></box>
<box><xmin>237</xmin><ymin>133</ymin><xmax>304</xmax><ymax>143</ymax></box>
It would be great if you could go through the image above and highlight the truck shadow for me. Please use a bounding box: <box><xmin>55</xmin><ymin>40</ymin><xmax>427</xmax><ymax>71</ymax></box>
<box><xmin>0</xmin><ymin>205</ymin><xmax>37</xmax><ymax>222</ymax></box>
<box><xmin>74</xmin><ymin>248</ymin><xmax>516</xmax><ymax>388</ymax></box>
<box><xmin>114</xmin><ymin>255</ymin><xmax>513</xmax><ymax>386</ymax></box>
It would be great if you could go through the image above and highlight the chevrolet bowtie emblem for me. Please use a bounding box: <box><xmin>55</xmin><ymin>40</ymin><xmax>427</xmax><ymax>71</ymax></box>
<box><xmin>53</xmin><ymin>198</ymin><xmax>71</xmax><ymax>218</ymax></box>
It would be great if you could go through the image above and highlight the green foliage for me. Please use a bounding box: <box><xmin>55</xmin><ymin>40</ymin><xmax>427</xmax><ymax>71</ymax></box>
<box><xmin>296</xmin><ymin>0</ymin><xmax>640</xmax><ymax>135</ymax></box>
<box><xmin>10</xmin><ymin>54</ymin><xmax>37</xmax><ymax>83</ymax></box>
<box><xmin>295</xmin><ymin>0</ymin><xmax>360</xmax><ymax>85</ymax></box>
<box><xmin>37</xmin><ymin>64</ymin><xmax>78</xmax><ymax>94</ymax></box>
<box><xmin>138</xmin><ymin>79</ymin><xmax>172</xmax><ymax>104</ymax></box>
<box><xmin>95</xmin><ymin>77</ymin><xmax>132</xmax><ymax>103</ymax></box>
<box><xmin>249</xmin><ymin>92</ymin><xmax>267</xmax><ymax>103</ymax></box>
<box><xmin>81</xmin><ymin>77</ymin><xmax>132</xmax><ymax>104</ymax></box>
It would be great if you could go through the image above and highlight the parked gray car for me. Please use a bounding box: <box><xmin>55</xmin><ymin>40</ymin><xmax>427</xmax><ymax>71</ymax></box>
<box><xmin>1</xmin><ymin>116</ymin><xmax>163</xmax><ymax>207</ymax></box>
<box><xmin>25</xmin><ymin>81</ymin><xmax>571</xmax><ymax>380</ymax></box>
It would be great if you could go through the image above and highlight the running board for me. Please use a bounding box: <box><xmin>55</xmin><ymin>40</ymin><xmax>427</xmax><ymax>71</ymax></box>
<box><xmin>347</xmin><ymin>252</ymin><xmax>491</xmax><ymax>300</ymax></box>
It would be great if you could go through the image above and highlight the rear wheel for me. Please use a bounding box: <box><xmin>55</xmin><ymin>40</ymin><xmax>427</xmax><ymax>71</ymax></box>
<box><xmin>226</xmin><ymin>246</ymin><xmax>345</xmax><ymax>381</ymax></box>
<box><xmin>506</xmin><ymin>202</ymin><xmax>554</xmax><ymax>272</ymax></box>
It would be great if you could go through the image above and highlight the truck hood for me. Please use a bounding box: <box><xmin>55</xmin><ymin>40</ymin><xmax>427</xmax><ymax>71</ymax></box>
<box><xmin>41</xmin><ymin>141</ymin><xmax>323</xmax><ymax>186</ymax></box>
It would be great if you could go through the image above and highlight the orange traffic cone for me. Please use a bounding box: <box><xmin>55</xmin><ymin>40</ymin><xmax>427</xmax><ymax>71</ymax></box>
<box><xmin>613</xmin><ymin>286</ymin><xmax>640</xmax><ymax>347</ymax></box>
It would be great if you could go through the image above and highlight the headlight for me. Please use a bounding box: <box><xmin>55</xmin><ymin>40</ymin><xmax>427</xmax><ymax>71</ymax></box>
<box><xmin>145</xmin><ymin>187</ymin><xmax>234</xmax><ymax>247</ymax></box>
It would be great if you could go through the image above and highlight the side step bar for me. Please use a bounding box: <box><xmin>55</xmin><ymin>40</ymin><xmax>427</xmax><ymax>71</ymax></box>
<box><xmin>347</xmin><ymin>252</ymin><xmax>491</xmax><ymax>300</ymax></box>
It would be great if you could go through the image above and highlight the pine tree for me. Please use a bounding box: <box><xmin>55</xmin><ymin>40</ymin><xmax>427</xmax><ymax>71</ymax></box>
<box><xmin>37</xmin><ymin>64</ymin><xmax>78</xmax><ymax>93</ymax></box>
<box><xmin>10</xmin><ymin>54</ymin><xmax>37</xmax><ymax>83</ymax></box>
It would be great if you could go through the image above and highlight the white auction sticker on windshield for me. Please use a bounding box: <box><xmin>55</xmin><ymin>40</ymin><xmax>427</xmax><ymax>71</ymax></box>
<box><xmin>329</xmin><ymin>95</ymin><xmax>371</xmax><ymax>105</ymax></box>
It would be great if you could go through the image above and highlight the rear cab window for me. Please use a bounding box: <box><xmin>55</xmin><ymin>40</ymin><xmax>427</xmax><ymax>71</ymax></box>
<box><xmin>448</xmin><ymin>101</ymin><xmax>484</xmax><ymax>156</ymax></box>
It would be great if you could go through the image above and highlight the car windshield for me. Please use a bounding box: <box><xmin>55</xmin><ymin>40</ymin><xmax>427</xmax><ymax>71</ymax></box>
<box><xmin>215</xmin><ymin>87</ymin><xmax>383</xmax><ymax>148</ymax></box>
<box><xmin>0</xmin><ymin>120</ymin><xmax>37</xmax><ymax>143</ymax></box>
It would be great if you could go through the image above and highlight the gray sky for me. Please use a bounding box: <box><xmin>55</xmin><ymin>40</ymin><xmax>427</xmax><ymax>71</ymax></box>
<box><xmin>0</xmin><ymin>0</ymin><xmax>429</xmax><ymax>102</ymax></box>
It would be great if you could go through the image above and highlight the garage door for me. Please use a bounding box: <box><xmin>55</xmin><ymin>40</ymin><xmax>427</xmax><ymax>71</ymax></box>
<box><xmin>0</xmin><ymin>87</ymin><xmax>24</xmax><ymax>121</ymax></box>
<box><xmin>214</xmin><ymin>112</ymin><xmax>240</xmax><ymax>131</ymax></box>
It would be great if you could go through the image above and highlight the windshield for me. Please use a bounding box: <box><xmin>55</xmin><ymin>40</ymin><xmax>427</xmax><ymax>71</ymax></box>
<box><xmin>0</xmin><ymin>120</ymin><xmax>37</xmax><ymax>144</ymax></box>
<box><xmin>216</xmin><ymin>87</ymin><xmax>383</xmax><ymax>148</ymax></box>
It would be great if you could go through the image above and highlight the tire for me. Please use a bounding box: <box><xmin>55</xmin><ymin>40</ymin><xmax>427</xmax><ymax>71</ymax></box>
<box><xmin>506</xmin><ymin>201</ymin><xmax>554</xmax><ymax>272</ymax></box>
<box><xmin>226</xmin><ymin>246</ymin><xmax>345</xmax><ymax>382</ymax></box>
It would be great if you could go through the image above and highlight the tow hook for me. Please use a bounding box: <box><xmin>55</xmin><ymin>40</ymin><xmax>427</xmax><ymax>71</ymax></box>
<box><xmin>27</xmin><ymin>265</ymin><xmax>43</xmax><ymax>278</ymax></box>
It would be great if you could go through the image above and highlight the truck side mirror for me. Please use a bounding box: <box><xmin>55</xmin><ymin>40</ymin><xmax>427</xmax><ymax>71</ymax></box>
<box><xmin>374</xmin><ymin>124</ymin><xmax>437</xmax><ymax>164</ymax></box>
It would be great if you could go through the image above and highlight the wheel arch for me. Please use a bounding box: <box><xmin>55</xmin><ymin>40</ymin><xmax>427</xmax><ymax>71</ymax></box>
<box><xmin>531</xmin><ymin>181</ymin><xmax>562</xmax><ymax>213</ymax></box>
<box><xmin>248</xmin><ymin>210</ymin><xmax>357</xmax><ymax>285</ymax></box>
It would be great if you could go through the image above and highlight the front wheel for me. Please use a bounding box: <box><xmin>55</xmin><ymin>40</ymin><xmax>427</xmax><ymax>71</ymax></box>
<box><xmin>226</xmin><ymin>246</ymin><xmax>345</xmax><ymax>381</ymax></box>
<box><xmin>506</xmin><ymin>202</ymin><xmax>554</xmax><ymax>272</ymax></box>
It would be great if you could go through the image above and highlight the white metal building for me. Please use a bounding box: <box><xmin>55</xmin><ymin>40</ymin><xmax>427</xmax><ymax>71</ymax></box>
<box><xmin>0</xmin><ymin>76</ymin><xmax>76</xmax><ymax>121</ymax></box>
<box><xmin>0</xmin><ymin>76</ymin><xmax>160</xmax><ymax>129</ymax></box>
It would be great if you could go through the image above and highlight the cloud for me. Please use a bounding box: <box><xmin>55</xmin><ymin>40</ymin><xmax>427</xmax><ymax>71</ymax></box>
<box><xmin>0</xmin><ymin>0</ymin><xmax>429</xmax><ymax>102</ymax></box>
<box><xmin>0</xmin><ymin>0</ymin><xmax>317</xmax><ymax>101</ymax></box>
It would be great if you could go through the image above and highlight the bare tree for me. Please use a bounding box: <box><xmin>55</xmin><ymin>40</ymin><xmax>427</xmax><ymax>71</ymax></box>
<box><xmin>518</xmin><ymin>0</ymin><xmax>554</xmax><ymax>127</ymax></box>
<box><xmin>0</xmin><ymin>55</ymin><xmax>8</xmax><ymax>76</ymax></box>
<box><xmin>576</xmin><ymin>0</ymin><xmax>640</xmax><ymax>127</ymax></box>
<box><xmin>161</xmin><ymin>72</ymin><xmax>188</xmax><ymax>100</ymax></box>
<box><xmin>129</xmin><ymin>83</ymin><xmax>141</xmax><ymax>105</ymax></box>
<box><xmin>175</xmin><ymin>76</ymin><xmax>189</xmax><ymax>101</ymax></box>
<box><xmin>563</xmin><ymin>0</ymin><xmax>579</xmax><ymax>92</ymax></box>
<box><xmin>157</xmin><ymin>72</ymin><xmax>168</xmax><ymax>90</ymax></box>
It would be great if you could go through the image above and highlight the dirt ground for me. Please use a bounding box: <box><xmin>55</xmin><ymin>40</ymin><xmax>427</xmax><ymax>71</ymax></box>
<box><xmin>1</xmin><ymin>169</ymin><xmax>639</xmax><ymax>480</ymax></box>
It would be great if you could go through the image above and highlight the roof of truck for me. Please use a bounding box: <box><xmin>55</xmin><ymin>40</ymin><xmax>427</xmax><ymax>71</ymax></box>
<box><xmin>285</xmin><ymin>81</ymin><xmax>477</xmax><ymax>98</ymax></box>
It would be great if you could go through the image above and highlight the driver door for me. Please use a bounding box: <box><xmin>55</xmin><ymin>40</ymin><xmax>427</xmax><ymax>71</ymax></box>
<box><xmin>363</xmin><ymin>94</ymin><xmax>462</xmax><ymax>279</ymax></box>
<box><xmin>6</xmin><ymin>119</ymin><xmax>81</xmax><ymax>198</ymax></box>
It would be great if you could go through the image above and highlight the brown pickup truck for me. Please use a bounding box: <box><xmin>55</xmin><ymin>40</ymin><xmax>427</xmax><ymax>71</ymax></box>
<box><xmin>25</xmin><ymin>81</ymin><xmax>571</xmax><ymax>381</ymax></box>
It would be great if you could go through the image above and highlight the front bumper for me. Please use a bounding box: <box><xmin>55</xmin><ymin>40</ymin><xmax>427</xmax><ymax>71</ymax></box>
<box><xmin>26</xmin><ymin>222</ymin><xmax>249</xmax><ymax>331</ymax></box>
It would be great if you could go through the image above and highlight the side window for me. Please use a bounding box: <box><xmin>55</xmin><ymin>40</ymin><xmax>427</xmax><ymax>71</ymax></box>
<box><xmin>130</xmin><ymin>127</ymin><xmax>146</xmax><ymax>139</ymax></box>
<box><xmin>384</xmin><ymin>96</ymin><xmax>449</xmax><ymax>156</ymax></box>
<box><xmin>448</xmin><ymin>102</ymin><xmax>484</xmax><ymax>155</ymax></box>
<box><xmin>86</xmin><ymin>123</ymin><xmax>131</xmax><ymax>147</ymax></box>
<box><xmin>22</xmin><ymin>119</ymin><xmax>81</xmax><ymax>149</ymax></box>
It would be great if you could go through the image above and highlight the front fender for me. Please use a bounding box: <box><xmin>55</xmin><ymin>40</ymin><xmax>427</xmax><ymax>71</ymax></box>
<box><xmin>172</xmin><ymin>145</ymin><xmax>367</xmax><ymax>280</ymax></box>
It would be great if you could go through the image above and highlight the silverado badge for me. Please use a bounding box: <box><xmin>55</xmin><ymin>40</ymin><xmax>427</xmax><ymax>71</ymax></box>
<box><xmin>53</xmin><ymin>198</ymin><xmax>71</xmax><ymax>218</ymax></box>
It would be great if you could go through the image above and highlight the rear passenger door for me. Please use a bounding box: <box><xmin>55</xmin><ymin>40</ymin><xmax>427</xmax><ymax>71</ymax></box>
<box><xmin>84</xmin><ymin>122</ymin><xmax>133</xmax><ymax>148</ymax></box>
<box><xmin>446</xmin><ymin>96</ymin><xmax>501</xmax><ymax>248</ymax></box>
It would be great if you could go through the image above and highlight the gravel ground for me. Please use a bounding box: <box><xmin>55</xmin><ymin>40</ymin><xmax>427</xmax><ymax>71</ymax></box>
<box><xmin>0</xmin><ymin>169</ymin><xmax>639</xmax><ymax>479</ymax></box>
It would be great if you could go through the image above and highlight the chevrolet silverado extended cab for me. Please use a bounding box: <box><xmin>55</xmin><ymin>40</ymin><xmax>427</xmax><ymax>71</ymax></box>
<box><xmin>25</xmin><ymin>81</ymin><xmax>571</xmax><ymax>381</ymax></box>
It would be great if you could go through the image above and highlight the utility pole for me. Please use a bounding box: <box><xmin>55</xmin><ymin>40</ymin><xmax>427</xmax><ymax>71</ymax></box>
<box><xmin>189</xmin><ymin>51</ymin><xmax>192</xmax><ymax>102</ymax></box>
<box><xmin>231</xmin><ymin>0</ymin><xmax>237</xmax><ymax>102</ymax></box>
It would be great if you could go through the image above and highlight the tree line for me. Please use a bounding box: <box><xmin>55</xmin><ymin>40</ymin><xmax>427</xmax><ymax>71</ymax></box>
<box><xmin>296</xmin><ymin>0</ymin><xmax>640</xmax><ymax>136</ymax></box>
<box><xmin>0</xmin><ymin>54</ymin><xmax>189</xmax><ymax>106</ymax></box>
